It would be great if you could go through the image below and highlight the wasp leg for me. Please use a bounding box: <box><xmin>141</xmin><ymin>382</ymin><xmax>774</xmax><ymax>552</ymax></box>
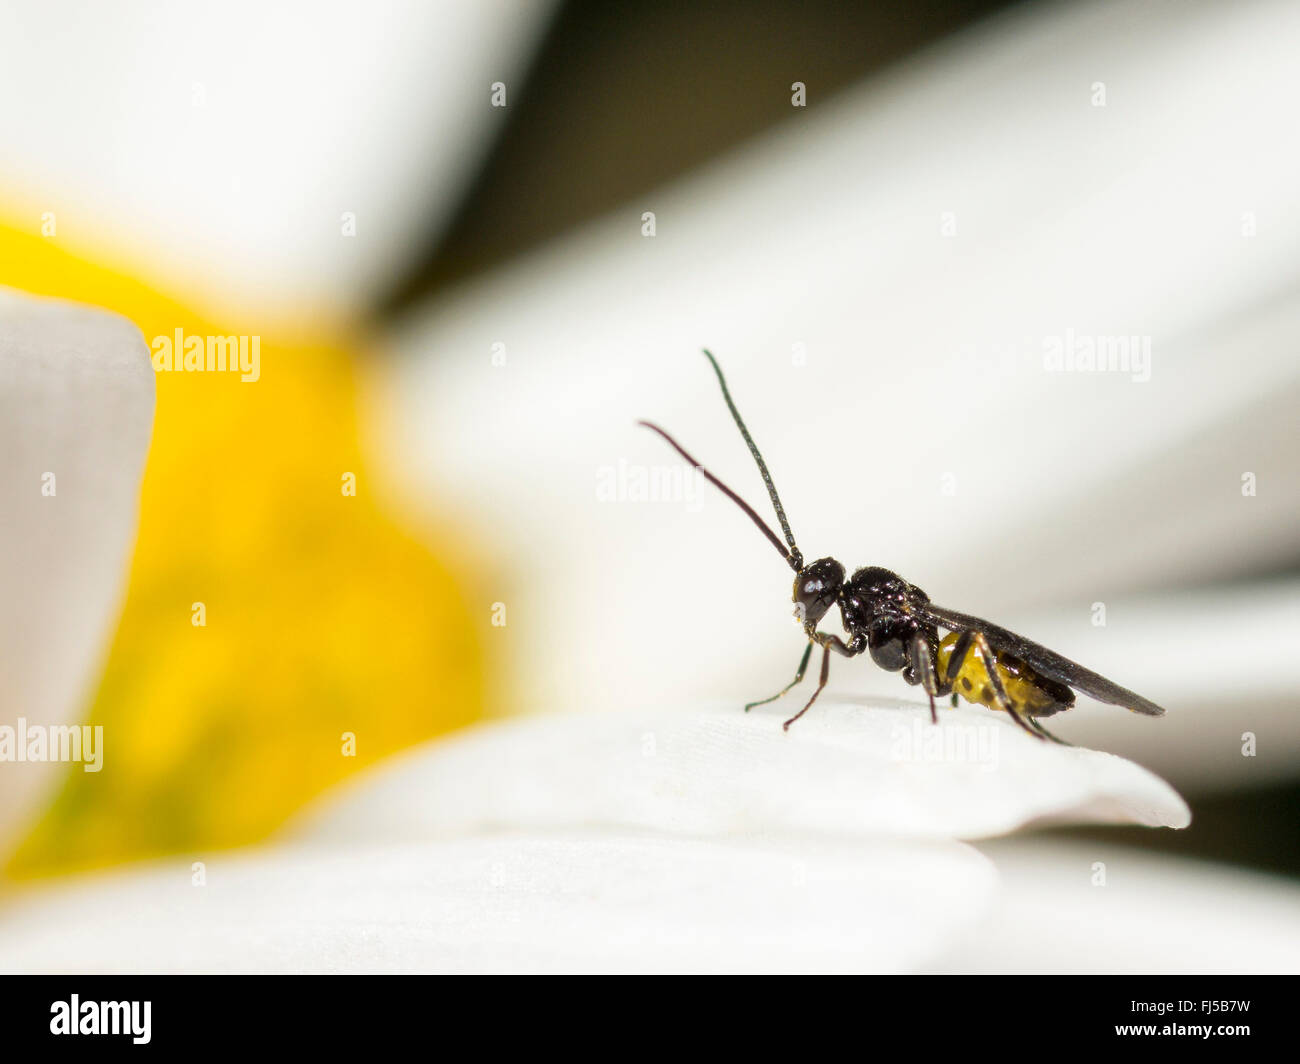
<box><xmin>782</xmin><ymin>643</ymin><xmax>831</xmax><ymax>731</ymax></box>
<box><xmin>947</xmin><ymin>630</ymin><xmax>1045</xmax><ymax>742</ymax></box>
<box><xmin>809</xmin><ymin>631</ymin><xmax>866</xmax><ymax>657</ymax></box>
<box><xmin>950</xmin><ymin>693</ymin><xmax>959</xmax><ymax>708</ymax></box>
<box><xmin>780</xmin><ymin>631</ymin><xmax>864</xmax><ymax>731</ymax></box>
<box><xmin>745</xmin><ymin>640</ymin><xmax>813</xmax><ymax>712</ymax></box>
<box><xmin>1025</xmin><ymin>714</ymin><xmax>1073</xmax><ymax>747</ymax></box>
<box><xmin>908</xmin><ymin>634</ymin><xmax>942</xmax><ymax>724</ymax></box>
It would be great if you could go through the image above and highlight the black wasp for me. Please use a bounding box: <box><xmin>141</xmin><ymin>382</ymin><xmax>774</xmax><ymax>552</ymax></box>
<box><xmin>639</xmin><ymin>351</ymin><xmax>1166</xmax><ymax>745</ymax></box>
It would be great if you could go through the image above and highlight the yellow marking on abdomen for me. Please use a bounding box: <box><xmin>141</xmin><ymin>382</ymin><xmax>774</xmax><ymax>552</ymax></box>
<box><xmin>936</xmin><ymin>632</ymin><xmax>1057</xmax><ymax>713</ymax></box>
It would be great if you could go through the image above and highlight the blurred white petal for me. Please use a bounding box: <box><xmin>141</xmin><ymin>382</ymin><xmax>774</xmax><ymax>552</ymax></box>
<box><xmin>0</xmin><ymin>834</ymin><xmax>994</xmax><ymax>974</ymax></box>
<box><xmin>0</xmin><ymin>0</ymin><xmax>557</xmax><ymax>316</ymax></box>
<box><xmin>0</xmin><ymin>288</ymin><xmax>154</xmax><ymax>854</ymax></box>
<box><xmin>296</xmin><ymin>701</ymin><xmax>1188</xmax><ymax>843</ymax></box>
<box><xmin>934</xmin><ymin>838</ymin><xmax>1300</xmax><ymax>974</ymax></box>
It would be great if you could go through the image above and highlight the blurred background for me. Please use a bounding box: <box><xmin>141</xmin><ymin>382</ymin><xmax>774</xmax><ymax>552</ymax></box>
<box><xmin>0</xmin><ymin>0</ymin><xmax>1296</xmax><ymax>900</ymax></box>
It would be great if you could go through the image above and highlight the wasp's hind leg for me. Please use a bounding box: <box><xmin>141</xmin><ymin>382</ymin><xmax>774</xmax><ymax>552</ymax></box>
<box><xmin>745</xmin><ymin>640</ymin><xmax>813</xmax><ymax>712</ymax></box>
<box><xmin>1025</xmin><ymin>713</ymin><xmax>1073</xmax><ymax>747</ymax></box>
<box><xmin>947</xmin><ymin>631</ymin><xmax>1045</xmax><ymax>742</ymax></box>
<box><xmin>908</xmin><ymin>634</ymin><xmax>944</xmax><ymax>725</ymax></box>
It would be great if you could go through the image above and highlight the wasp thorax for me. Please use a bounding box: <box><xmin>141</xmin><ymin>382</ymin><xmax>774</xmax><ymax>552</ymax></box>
<box><xmin>849</xmin><ymin>566</ymin><xmax>911</xmax><ymax>601</ymax></box>
<box><xmin>792</xmin><ymin>557</ymin><xmax>844</xmax><ymax>626</ymax></box>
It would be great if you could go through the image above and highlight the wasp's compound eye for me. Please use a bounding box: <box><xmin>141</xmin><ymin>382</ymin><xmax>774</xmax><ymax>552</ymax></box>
<box><xmin>792</xmin><ymin>557</ymin><xmax>844</xmax><ymax>626</ymax></box>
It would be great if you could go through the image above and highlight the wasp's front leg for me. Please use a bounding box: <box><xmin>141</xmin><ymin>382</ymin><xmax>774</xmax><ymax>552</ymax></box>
<box><xmin>745</xmin><ymin>640</ymin><xmax>813</xmax><ymax>712</ymax></box>
<box><xmin>781</xmin><ymin>631</ymin><xmax>864</xmax><ymax>731</ymax></box>
<box><xmin>805</xmin><ymin>627</ymin><xmax>866</xmax><ymax>658</ymax></box>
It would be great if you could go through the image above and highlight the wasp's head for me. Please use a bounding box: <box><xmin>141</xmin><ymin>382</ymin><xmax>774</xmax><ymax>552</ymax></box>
<box><xmin>792</xmin><ymin>557</ymin><xmax>844</xmax><ymax>627</ymax></box>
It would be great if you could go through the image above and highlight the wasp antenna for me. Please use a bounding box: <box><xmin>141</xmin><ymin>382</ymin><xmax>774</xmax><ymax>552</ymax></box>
<box><xmin>637</xmin><ymin>420</ymin><xmax>797</xmax><ymax>569</ymax></box>
<box><xmin>701</xmin><ymin>349</ymin><xmax>801</xmax><ymax>568</ymax></box>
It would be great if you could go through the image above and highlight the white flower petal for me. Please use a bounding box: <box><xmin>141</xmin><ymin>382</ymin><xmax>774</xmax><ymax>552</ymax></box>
<box><xmin>0</xmin><ymin>833</ymin><xmax>994</xmax><ymax>973</ymax></box>
<box><xmin>0</xmin><ymin>2</ymin><xmax>557</xmax><ymax>316</ymax></box>
<box><xmin>296</xmin><ymin>701</ymin><xmax>1189</xmax><ymax>846</ymax></box>
<box><xmin>0</xmin><ymin>289</ymin><xmax>154</xmax><ymax>854</ymax></box>
<box><xmin>935</xmin><ymin>838</ymin><xmax>1300</xmax><ymax>974</ymax></box>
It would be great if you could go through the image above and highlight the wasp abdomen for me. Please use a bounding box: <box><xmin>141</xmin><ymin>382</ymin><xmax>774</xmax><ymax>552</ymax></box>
<box><xmin>936</xmin><ymin>632</ymin><xmax>1071</xmax><ymax>717</ymax></box>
